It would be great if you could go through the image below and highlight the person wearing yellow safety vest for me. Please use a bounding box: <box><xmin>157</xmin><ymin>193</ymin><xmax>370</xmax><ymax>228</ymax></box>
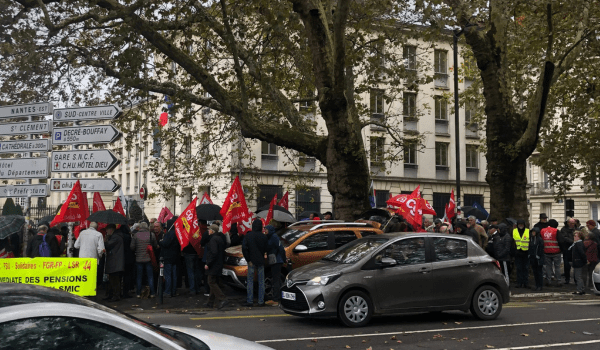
<box><xmin>513</xmin><ymin>219</ymin><xmax>530</xmax><ymax>288</ymax></box>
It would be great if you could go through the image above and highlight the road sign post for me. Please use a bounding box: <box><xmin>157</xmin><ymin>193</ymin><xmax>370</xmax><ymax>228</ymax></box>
<box><xmin>50</xmin><ymin>178</ymin><xmax>121</xmax><ymax>192</ymax></box>
<box><xmin>0</xmin><ymin>139</ymin><xmax>50</xmax><ymax>153</ymax></box>
<box><xmin>53</xmin><ymin>105</ymin><xmax>121</xmax><ymax>122</ymax></box>
<box><xmin>0</xmin><ymin>158</ymin><xmax>49</xmax><ymax>179</ymax></box>
<box><xmin>0</xmin><ymin>121</ymin><xmax>51</xmax><ymax>136</ymax></box>
<box><xmin>0</xmin><ymin>102</ymin><xmax>53</xmax><ymax>119</ymax></box>
<box><xmin>52</xmin><ymin>125</ymin><xmax>121</xmax><ymax>145</ymax></box>
<box><xmin>0</xmin><ymin>184</ymin><xmax>48</xmax><ymax>198</ymax></box>
<box><xmin>51</xmin><ymin>150</ymin><xmax>120</xmax><ymax>173</ymax></box>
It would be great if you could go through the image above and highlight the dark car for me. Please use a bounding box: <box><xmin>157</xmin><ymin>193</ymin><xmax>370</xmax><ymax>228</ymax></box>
<box><xmin>280</xmin><ymin>233</ymin><xmax>510</xmax><ymax>327</ymax></box>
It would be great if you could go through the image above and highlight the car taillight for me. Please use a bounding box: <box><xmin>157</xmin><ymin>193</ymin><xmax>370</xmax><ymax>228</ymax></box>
<box><xmin>493</xmin><ymin>260</ymin><xmax>501</xmax><ymax>271</ymax></box>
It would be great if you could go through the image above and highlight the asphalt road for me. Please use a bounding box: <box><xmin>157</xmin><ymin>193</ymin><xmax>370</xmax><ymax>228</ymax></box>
<box><xmin>131</xmin><ymin>298</ymin><xmax>600</xmax><ymax>350</ymax></box>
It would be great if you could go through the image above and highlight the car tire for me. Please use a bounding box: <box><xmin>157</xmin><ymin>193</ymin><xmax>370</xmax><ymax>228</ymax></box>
<box><xmin>470</xmin><ymin>285</ymin><xmax>502</xmax><ymax>320</ymax></box>
<box><xmin>338</xmin><ymin>290</ymin><xmax>373</xmax><ymax>327</ymax></box>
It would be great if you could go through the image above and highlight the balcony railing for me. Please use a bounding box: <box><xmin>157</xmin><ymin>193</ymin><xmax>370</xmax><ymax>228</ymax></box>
<box><xmin>530</xmin><ymin>182</ymin><xmax>554</xmax><ymax>195</ymax></box>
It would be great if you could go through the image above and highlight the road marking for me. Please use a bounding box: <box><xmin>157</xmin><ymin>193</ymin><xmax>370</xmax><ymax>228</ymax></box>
<box><xmin>256</xmin><ymin>317</ymin><xmax>600</xmax><ymax>343</ymax></box>
<box><xmin>490</xmin><ymin>339</ymin><xmax>600</xmax><ymax>349</ymax></box>
<box><xmin>190</xmin><ymin>314</ymin><xmax>292</xmax><ymax>320</ymax></box>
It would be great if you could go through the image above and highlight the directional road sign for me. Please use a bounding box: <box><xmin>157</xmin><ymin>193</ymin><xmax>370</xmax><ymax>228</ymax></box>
<box><xmin>0</xmin><ymin>184</ymin><xmax>48</xmax><ymax>198</ymax></box>
<box><xmin>53</xmin><ymin>105</ymin><xmax>121</xmax><ymax>122</ymax></box>
<box><xmin>0</xmin><ymin>102</ymin><xmax>53</xmax><ymax>119</ymax></box>
<box><xmin>51</xmin><ymin>150</ymin><xmax>120</xmax><ymax>173</ymax></box>
<box><xmin>0</xmin><ymin>158</ymin><xmax>49</xmax><ymax>179</ymax></box>
<box><xmin>52</xmin><ymin>125</ymin><xmax>121</xmax><ymax>145</ymax></box>
<box><xmin>0</xmin><ymin>139</ymin><xmax>50</xmax><ymax>154</ymax></box>
<box><xmin>0</xmin><ymin>121</ymin><xmax>51</xmax><ymax>136</ymax></box>
<box><xmin>50</xmin><ymin>178</ymin><xmax>121</xmax><ymax>192</ymax></box>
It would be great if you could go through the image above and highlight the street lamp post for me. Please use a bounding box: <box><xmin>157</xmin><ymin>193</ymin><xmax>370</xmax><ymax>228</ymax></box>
<box><xmin>453</xmin><ymin>28</ymin><xmax>463</xmax><ymax>218</ymax></box>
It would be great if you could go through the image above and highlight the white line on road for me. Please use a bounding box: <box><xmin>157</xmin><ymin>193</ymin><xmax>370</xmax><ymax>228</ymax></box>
<box><xmin>490</xmin><ymin>339</ymin><xmax>600</xmax><ymax>349</ymax></box>
<box><xmin>256</xmin><ymin>317</ymin><xmax>600</xmax><ymax>343</ymax></box>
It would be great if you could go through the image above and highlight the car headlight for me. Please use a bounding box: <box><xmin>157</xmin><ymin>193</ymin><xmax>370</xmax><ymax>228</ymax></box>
<box><xmin>306</xmin><ymin>274</ymin><xmax>341</xmax><ymax>286</ymax></box>
<box><xmin>237</xmin><ymin>257</ymin><xmax>247</xmax><ymax>266</ymax></box>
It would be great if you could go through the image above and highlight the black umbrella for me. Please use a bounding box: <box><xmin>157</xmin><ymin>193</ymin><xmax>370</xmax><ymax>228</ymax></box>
<box><xmin>87</xmin><ymin>210</ymin><xmax>128</xmax><ymax>225</ymax></box>
<box><xmin>298</xmin><ymin>211</ymin><xmax>323</xmax><ymax>220</ymax></box>
<box><xmin>0</xmin><ymin>215</ymin><xmax>25</xmax><ymax>240</ymax></box>
<box><xmin>461</xmin><ymin>206</ymin><xmax>488</xmax><ymax>221</ymax></box>
<box><xmin>256</xmin><ymin>206</ymin><xmax>296</xmax><ymax>223</ymax></box>
<box><xmin>38</xmin><ymin>215</ymin><xmax>55</xmax><ymax>226</ymax></box>
<box><xmin>504</xmin><ymin>217</ymin><xmax>517</xmax><ymax>226</ymax></box>
<box><xmin>196</xmin><ymin>204</ymin><xmax>223</xmax><ymax>221</ymax></box>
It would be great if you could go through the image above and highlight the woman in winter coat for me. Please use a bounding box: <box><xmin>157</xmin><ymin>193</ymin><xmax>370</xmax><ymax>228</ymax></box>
<box><xmin>266</xmin><ymin>225</ymin><xmax>286</xmax><ymax>305</ymax></box>
<box><xmin>528</xmin><ymin>227</ymin><xmax>545</xmax><ymax>291</ymax></box>
<box><xmin>570</xmin><ymin>231</ymin><xmax>587</xmax><ymax>295</ymax></box>
<box><xmin>104</xmin><ymin>224</ymin><xmax>125</xmax><ymax>301</ymax></box>
<box><xmin>159</xmin><ymin>217</ymin><xmax>181</xmax><ymax>298</ymax></box>
<box><xmin>583</xmin><ymin>230</ymin><xmax>598</xmax><ymax>290</ymax></box>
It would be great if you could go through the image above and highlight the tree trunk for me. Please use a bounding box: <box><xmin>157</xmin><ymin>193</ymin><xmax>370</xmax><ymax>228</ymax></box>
<box><xmin>486</xmin><ymin>153</ymin><xmax>530</xmax><ymax>224</ymax></box>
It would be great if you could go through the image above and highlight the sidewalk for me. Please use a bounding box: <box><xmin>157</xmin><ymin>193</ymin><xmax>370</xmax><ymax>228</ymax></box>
<box><xmin>509</xmin><ymin>279</ymin><xmax>600</xmax><ymax>300</ymax></box>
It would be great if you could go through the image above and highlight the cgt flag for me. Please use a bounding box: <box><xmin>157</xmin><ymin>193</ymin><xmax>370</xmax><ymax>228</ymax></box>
<box><xmin>51</xmin><ymin>180</ymin><xmax>89</xmax><ymax>227</ymax></box>
<box><xmin>220</xmin><ymin>176</ymin><xmax>252</xmax><ymax>234</ymax></box>
<box><xmin>174</xmin><ymin>197</ymin><xmax>199</xmax><ymax>250</ymax></box>
<box><xmin>277</xmin><ymin>191</ymin><xmax>289</xmax><ymax>210</ymax></box>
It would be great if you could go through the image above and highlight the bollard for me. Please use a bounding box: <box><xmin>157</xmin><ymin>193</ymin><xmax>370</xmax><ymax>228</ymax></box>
<box><xmin>158</xmin><ymin>257</ymin><xmax>164</xmax><ymax>304</ymax></box>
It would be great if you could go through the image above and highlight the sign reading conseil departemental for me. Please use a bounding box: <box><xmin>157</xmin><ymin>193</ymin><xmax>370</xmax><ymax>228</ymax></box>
<box><xmin>0</xmin><ymin>158</ymin><xmax>49</xmax><ymax>179</ymax></box>
<box><xmin>0</xmin><ymin>102</ymin><xmax>53</xmax><ymax>119</ymax></box>
<box><xmin>50</xmin><ymin>178</ymin><xmax>121</xmax><ymax>192</ymax></box>
<box><xmin>52</xmin><ymin>125</ymin><xmax>121</xmax><ymax>145</ymax></box>
<box><xmin>51</xmin><ymin>149</ymin><xmax>120</xmax><ymax>173</ymax></box>
<box><xmin>0</xmin><ymin>139</ymin><xmax>50</xmax><ymax>154</ymax></box>
<box><xmin>0</xmin><ymin>184</ymin><xmax>48</xmax><ymax>198</ymax></box>
<box><xmin>0</xmin><ymin>121</ymin><xmax>51</xmax><ymax>136</ymax></box>
<box><xmin>53</xmin><ymin>105</ymin><xmax>121</xmax><ymax>122</ymax></box>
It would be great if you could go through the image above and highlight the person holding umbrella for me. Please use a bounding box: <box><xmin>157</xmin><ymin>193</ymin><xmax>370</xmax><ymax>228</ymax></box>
<box><xmin>27</xmin><ymin>225</ymin><xmax>59</xmax><ymax>258</ymax></box>
<box><xmin>104</xmin><ymin>224</ymin><xmax>124</xmax><ymax>301</ymax></box>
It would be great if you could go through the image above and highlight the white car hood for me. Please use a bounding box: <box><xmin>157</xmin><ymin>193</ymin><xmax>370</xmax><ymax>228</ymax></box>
<box><xmin>161</xmin><ymin>325</ymin><xmax>274</xmax><ymax>350</ymax></box>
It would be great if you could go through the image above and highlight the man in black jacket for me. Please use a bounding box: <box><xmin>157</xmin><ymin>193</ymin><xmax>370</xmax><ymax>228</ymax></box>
<box><xmin>160</xmin><ymin>217</ymin><xmax>181</xmax><ymax>298</ymax></box>
<box><xmin>533</xmin><ymin>213</ymin><xmax>549</xmax><ymax>230</ymax></box>
<box><xmin>242</xmin><ymin>219</ymin><xmax>268</xmax><ymax>307</ymax></box>
<box><xmin>559</xmin><ymin>218</ymin><xmax>576</xmax><ymax>284</ymax></box>
<box><xmin>26</xmin><ymin>225</ymin><xmax>59</xmax><ymax>257</ymax></box>
<box><xmin>204</xmin><ymin>224</ymin><xmax>227</xmax><ymax>309</ymax></box>
<box><xmin>493</xmin><ymin>223</ymin><xmax>512</xmax><ymax>285</ymax></box>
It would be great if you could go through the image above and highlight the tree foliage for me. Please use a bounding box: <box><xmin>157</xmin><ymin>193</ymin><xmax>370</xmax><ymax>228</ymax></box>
<box><xmin>1</xmin><ymin>198</ymin><xmax>17</xmax><ymax>216</ymax></box>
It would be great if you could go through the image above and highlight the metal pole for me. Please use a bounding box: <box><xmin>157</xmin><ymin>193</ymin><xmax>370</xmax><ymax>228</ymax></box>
<box><xmin>453</xmin><ymin>30</ymin><xmax>462</xmax><ymax>217</ymax></box>
<box><xmin>158</xmin><ymin>257</ymin><xmax>164</xmax><ymax>304</ymax></box>
<box><xmin>67</xmin><ymin>222</ymin><xmax>74</xmax><ymax>257</ymax></box>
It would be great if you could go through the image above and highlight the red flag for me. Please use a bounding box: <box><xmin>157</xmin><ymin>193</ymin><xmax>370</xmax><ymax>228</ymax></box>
<box><xmin>51</xmin><ymin>180</ymin><xmax>89</xmax><ymax>227</ymax></box>
<box><xmin>159</xmin><ymin>112</ymin><xmax>168</xmax><ymax>127</ymax></box>
<box><xmin>277</xmin><ymin>191</ymin><xmax>289</xmax><ymax>210</ymax></box>
<box><xmin>445</xmin><ymin>189</ymin><xmax>456</xmax><ymax>220</ymax></box>
<box><xmin>419</xmin><ymin>198</ymin><xmax>437</xmax><ymax>216</ymax></box>
<box><xmin>174</xmin><ymin>197</ymin><xmax>198</xmax><ymax>250</ymax></box>
<box><xmin>113</xmin><ymin>197</ymin><xmax>125</xmax><ymax>217</ymax></box>
<box><xmin>387</xmin><ymin>186</ymin><xmax>420</xmax><ymax>208</ymax></box>
<box><xmin>393</xmin><ymin>186</ymin><xmax>422</xmax><ymax>231</ymax></box>
<box><xmin>220</xmin><ymin>176</ymin><xmax>253</xmax><ymax>234</ymax></box>
<box><xmin>262</xmin><ymin>194</ymin><xmax>277</xmax><ymax>226</ymax></box>
<box><xmin>158</xmin><ymin>207</ymin><xmax>174</xmax><ymax>223</ymax></box>
<box><xmin>92</xmin><ymin>192</ymin><xmax>107</xmax><ymax>231</ymax></box>
<box><xmin>199</xmin><ymin>192</ymin><xmax>213</xmax><ymax>205</ymax></box>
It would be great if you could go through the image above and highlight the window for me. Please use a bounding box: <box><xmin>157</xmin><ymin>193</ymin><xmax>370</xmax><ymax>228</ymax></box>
<box><xmin>296</xmin><ymin>187</ymin><xmax>321</xmax><ymax>218</ymax></box>
<box><xmin>433</xmin><ymin>192</ymin><xmax>451</xmax><ymax>219</ymax></box>
<box><xmin>371</xmin><ymin>40</ymin><xmax>385</xmax><ymax>68</ymax></box>
<box><xmin>134</xmin><ymin>172</ymin><xmax>138</xmax><ymax>189</ymax></box>
<box><xmin>403</xmin><ymin>93</ymin><xmax>417</xmax><ymax>118</ymax></box>
<box><xmin>257</xmin><ymin>185</ymin><xmax>283</xmax><ymax>211</ymax></box>
<box><xmin>126</xmin><ymin>173</ymin><xmax>130</xmax><ymax>190</ymax></box>
<box><xmin>300</xmin><ymin>232</ymin><xmax>330</xmax><ymax>252</ymax></box>
<box><xmin>184</xmin><ymin>136</ymin><xmax>192</xmax><ymax>157</ymax></box>
<box><xmin>434</xmin><ymin>50</ymin><xmax>447</xmax><ymax>74</ymax></box>
<box><xmin>370</xmin><ymin>89</ymin><xmax>384</xmax><ymax>116</ymax></box>
<box><xmin>382</xmin><ymin>238</ymin><xmax>427</xmax><ymax>265</ymax></box>
<box><xmin>433</xmin><ymin>237</ymin><xmax>468</xmax><ymax>261</ymax></box>
<box><xmin>370</xmin><ymin>137</ymin><xmax>385</xmax><ymax>168</ymax></box>
<box><xmin>299</xmin><ymin>99</ymin><xmax>314</xmax><ymax>115</ymax></box>
<box><xmin>434</xmin><ymin>96</ymin><xmax>448</xmax><ymax>120</ymax></box>
<box><xmin>375</xmin><ymin>190</ymin><xmax>389</xmax><ymax>208</ymax></box>
<box><xmin>403</xmin><ymin>46</ymin><xmax>417</xmax><ymax>71</ymax></box>
<box><xmin>261</xmin><ymin>141</ymin><xmax>277</xmax><ymax>157</ymax></box>
<box><xmin>435</xmin><ymin>142</ymin><xmax>448</xmax><ymax>167</ymax></box>
<box><xmin>465</xmin><ymin>101</ymin><xmax>475</xmax><ymax>124</ymax></box>
<box><xmin>404</xmin><ymin>142</ymin><xmax>417</xmax><ymax>165</ymax></box>
<box><xmin>466</xmin><ymin>145</ymin><xmax>478</xmax><ymax>169</ymax></box>
<box><xmin>334</xmin><ymin>231</ymin><xmax>358</xmax><ymax>248</ymax></box>
<box><xmin>0</xmin><ymin>317</ymin><xmax>160</xmax><ymax>349</ymax></box>
<box><xmin>463</xmin><ymin>194</ymin><xmax>483</xmax><ymax>207</ymax></box>
<box><xmin>143</xmin><ymin>171</ymin><xmax>148</xmax><ymax>184</ymax></box>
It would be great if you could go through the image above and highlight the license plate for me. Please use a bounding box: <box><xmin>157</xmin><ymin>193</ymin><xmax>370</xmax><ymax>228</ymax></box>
<box><xmin>282</xmin><ymin>291</ymin><xmax>296</xmax><ymax>301</ymax></box>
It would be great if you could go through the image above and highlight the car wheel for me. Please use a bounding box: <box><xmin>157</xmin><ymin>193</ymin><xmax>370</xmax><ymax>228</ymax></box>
<box><xmin>470</xmin><ymin>285</ymin><xmax>502</xmax><ymax>320</ymax></box>
<box><xmin>338</xmin><ymin>290</ymin><xmax>373</xmax><ymax>327</ymax></box>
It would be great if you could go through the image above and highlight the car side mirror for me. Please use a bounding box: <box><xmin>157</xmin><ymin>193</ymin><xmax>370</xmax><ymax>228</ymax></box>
<box><xmin>293</xmin><ymin>244</ymin><xmax>308</xmax><ymax>253</ymax></box>
<box><xmin>379</xmin><ymin>257</ymin><xmax>397</xmax><ymax>268</ymax></box>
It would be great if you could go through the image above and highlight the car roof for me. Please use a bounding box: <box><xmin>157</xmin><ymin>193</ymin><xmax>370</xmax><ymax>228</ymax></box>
<box><xmin>376</xmin><ymin>232</ymin><xmax>473</xmax><ymax>241</ymax></box>
<box><xmin>0</xmin><ymin>283</ymin><xmax>97</xmax><ymax>309</ymax></box>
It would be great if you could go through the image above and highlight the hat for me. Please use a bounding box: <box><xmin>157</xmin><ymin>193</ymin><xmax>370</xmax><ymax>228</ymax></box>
<box><xmin>548</xmin><ymin>219</ymin><xmax>559</xmax><ymax>228</ymax></box>
<box><xmin>539</xmin><ymin>213</ymin><xmax>548</xmax><ymax>219</ymax></box>
<box><xmin>586</xmin><ymin>220</ymin><xmax>597</xmax><ymax>227</ymax></box>
<box><xmin>209</xmin><ymin>224</ymin><xmax>219</xmax><ymax>233</ymax></box>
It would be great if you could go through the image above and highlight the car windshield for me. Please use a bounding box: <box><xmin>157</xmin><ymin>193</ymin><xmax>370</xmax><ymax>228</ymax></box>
<box><xmin>279</xmin><ymin>228</ymin><xmax>309</xmax><ymax>245</ymax></box>
<box><xmin>323</xmin><ymin>237</ymin><xmax>388</xmax><ymax>264</ymax></box>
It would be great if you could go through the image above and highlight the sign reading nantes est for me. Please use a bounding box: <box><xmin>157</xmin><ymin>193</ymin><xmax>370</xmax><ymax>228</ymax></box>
<box><xmin>0</xmin><ymin>158</ymin><xmax>48</xmax><ymax>179</ymax></box>
<box><xmin>0</xmin><ymin>102</ymin><xmax>53</xmax><ymax>119</ymax></box>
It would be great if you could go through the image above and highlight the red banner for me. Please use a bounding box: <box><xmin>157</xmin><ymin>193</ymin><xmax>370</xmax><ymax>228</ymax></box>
<box><xmin>113</xmin><ymin>197</ymin><xmax>125</xmax><ymax>217</ymax></box>
<box><xmin>277</xmin><ymin>191</ymin><xmax>289</xmax><ymax>210</ymax></box>
<box><xmin>174</xmin><ymin>197</ymin><xmax>198</xmax><ymax>250</ymax></box>
<box><xmin>262</xmin><ymin>194</ymin><xmax>277</xmax><ymax>227</ymax></box>
<box><xmin>158</xmin><ymin>207</ymin><xmax>174</xmax><ymax>223</ymax></box>
<box><xmin>220</xmin><ymin>176</ymin><xmax>252</xmax><ymax>234</ymax></box>
<box><xmin>51</xmin><ymin>180</ymin><xmax>89</xmax><ymax>227</ymax></box>
<box><xmin>93</xmin><ymin>192</ymin><xmax>107</xmax><ymax>231</ymax></box>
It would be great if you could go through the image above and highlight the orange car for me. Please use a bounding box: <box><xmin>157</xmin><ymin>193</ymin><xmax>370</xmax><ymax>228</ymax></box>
<box><xmin>222</xmin><ymin>221</ymin><xmax>384</xmax><ymax>299</ymax></box>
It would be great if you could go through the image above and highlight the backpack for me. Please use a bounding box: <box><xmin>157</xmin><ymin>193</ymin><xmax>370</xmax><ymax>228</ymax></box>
<box><xmin>38</xmin><ymin>234</ymin><xmax>51</xmax><ymax>257</ymax></box>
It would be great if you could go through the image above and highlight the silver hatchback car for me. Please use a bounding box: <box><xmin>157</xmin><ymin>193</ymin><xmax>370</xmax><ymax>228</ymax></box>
<box><xmin>280</xmin><ymin>233</ymin><xmax>510</xmax><ymax>327</ymax></box>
